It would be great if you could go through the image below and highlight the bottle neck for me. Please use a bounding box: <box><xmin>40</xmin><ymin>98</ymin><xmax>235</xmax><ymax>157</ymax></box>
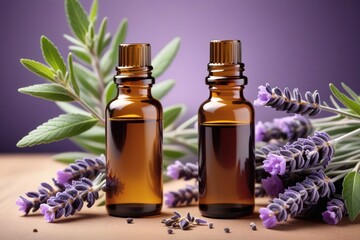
<box><xmin>116</xmin><ymin>80</ymin><xmax>153</xmax><ymax>98</ymax></box>
<box><xmin>209</xmin><ymin>84</ymin><xmax>245</xmax><ymax>100</ymax></box>
<box><xmin>206</xmin><ymin>63</ymin><xmax>247</xmax><ymax>85</ymax></box>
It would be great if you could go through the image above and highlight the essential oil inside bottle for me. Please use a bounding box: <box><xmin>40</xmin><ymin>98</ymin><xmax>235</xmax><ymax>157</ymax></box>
<box><xmin>199</xmin><ymin>122</ymin><xmax>254</xmax><ymax>218</ymax></box>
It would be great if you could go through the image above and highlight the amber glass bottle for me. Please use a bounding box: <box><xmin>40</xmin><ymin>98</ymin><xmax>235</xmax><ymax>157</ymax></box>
<box><xmin>105</xmin><ymin>43</ymin><xmax>163</xmax><ymax>217</ymax></box>
<box><xmin>198</xmin><ymin>40</ymin><xmax>255</xmax><ymax>218</ymax></box>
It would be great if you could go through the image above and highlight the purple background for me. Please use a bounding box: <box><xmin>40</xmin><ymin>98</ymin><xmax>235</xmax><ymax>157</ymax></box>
<box><xmin>1</xmin><ymin>0</ymin><xmax>360</xmax><ymax>153</ymax></box>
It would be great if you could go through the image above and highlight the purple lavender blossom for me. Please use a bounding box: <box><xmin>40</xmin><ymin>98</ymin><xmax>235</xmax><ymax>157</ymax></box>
<box><xmin>259</xmin><ymin>208</ymin><xmax>277</xmax><ymax>228</ymax></box>
<box><xmin>56</xmin><ymin>154</ymin><xmax>106</xmax><ymax>184</ymax></box>
<box><xmin>254</xmin><ymin>83</ymin><xmax>321</xmax><ymax>117</ymax></box>
<box><xmin>40</xmin><ymin>204</ymin><xmax>55</xmax><ymax>222</ymax></box>
<box><xmin>166</xmin><ymin>160</ymin><xmax>198</xmax><ymax>180</ymax></box>
<box><xmin>254</xmin><ymin>85</ymin><xmax>272</xmax><ymax>106</ymax></box>
<box><xmin>259</xmin><ymin>170</ymin><xmax>335</xmax><ymax>228</ymax></box>
<box><xmin>322</xmin><ymin>195</ymin><xmax>346</xmax><ymax>225</ymax></box>
<box><xmin>262</xmin><ymin>132</ymin><xmax>334</xmax><ymax>175</ymax></box>
<box><xmin>16</xmin><ymin>196</ymin><xmax>34</xmax><ymax>215</ymax></box>
<box><xmin>255</xmin><ymin>121</ymin><xmax>267</xmax><ymax>142</ymax></box>
<box><xmin>261</xmin><ymin>175</ymin><xmax>284</xmax><ymax>197</ymax></box>
<box><xmin>165</xmin><ymin>184</ymin><xmax>198</xmax><ymax>207</ymax></box>
<box><xmin>263</xmin><ymin>153</ymin><xmax>286</xmax><ymax>175</ymax></box>
<box><xmin>39</xmin><ymin>174</ymin><xmax>105</xmax><ymax>222</ymax></box>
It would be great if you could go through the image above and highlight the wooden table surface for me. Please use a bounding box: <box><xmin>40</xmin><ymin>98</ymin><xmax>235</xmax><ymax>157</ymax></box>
<box><xmin>0</xmin><ymin>154</ymin><xmax>359</xmax><ymax>240</ymax></box>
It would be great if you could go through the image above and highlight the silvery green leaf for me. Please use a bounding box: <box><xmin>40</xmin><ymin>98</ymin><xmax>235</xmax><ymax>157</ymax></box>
<box><xmin>20</xmin><ymin>59</ymin><xmax>56</xmax><ymax>82</ymax></box>
<box><xmin>163</xmin><ymin>145</ymin><xmax>187</xmax><ymax>160</ymax></box>
<box><xmin>341</xmin><ymin>82</ymin><xmax>360</xmax><ymax>104</ymax></box>
<box><xmin>18</xmin><ymin>83</ymin><xmax>74</xmax><ymax>102</ymax></box>
<box><xmin>63</xmin><ymin>34</ymin><xmax>85</xmax><ymax>47</ymax></box>
<box><xmin>330</xmin><ymin>83</ymin><xmax>360</xmax><ymax>115</ymax></box>
<box><xmin>56</xmin><ymin>102</ymin><xmax>90</xmax><ymax>116</ymax></box>
<box><xmin>103</xmin><ymin>81</ymin><xmax>117</xmax><ymax>106</ymax></box>
<box><xmin>16</xmin><ymin>114</ymin><xmax>98</xmax><ymax>147</ymax></box>
<box><xmin>89</xmin><ymin>0</ymin><xmax>98</xmax><ymax>24</ymax></box>
<box><xmin>69</xmin><ymin>45</ymin><xmax>92</xmax><ymax>64</ymax></box>
<box><xmin>164</xmin><ymin>104</ymin><xmax>186</xmax><ymax>130</ymax></box>
<box><xmin>343</xmin><ymin>170</ymin><xmax>360</xmax><ymax>221</ymax></box>
<box><xmin>152</xmin><ymin>79</ymin><xmax>175</xmax><ymax>100</ymax></box>
<box><xmin>96</xmin><ymin>17</ymin><xmax>108</xmax><ymax>56</ymax></box>
<box><xmin>71</xmin><ymin>136</ymin><xmax>105</xmax><ymax>155</ymax></box>
<box><xmin>67</xmin><ymin>53</ymin><xmax>80</xmax><ymax>95</ymax></box>
<box><xmin>65</xmin><ymin>0</ymin><xmax>90</xmax><ymax>43</ymax></box>
<box><xmin>41</xmin><ymin>36</ymin><xmax>67</xmax><ymax>75</ymax></box>
<box><xmin>73</xmin><ymin>62</ymin><xmax>98</xmax><ymax>98</ymax></box>
<box><xmin>77</xmin><ymin>125</ymin><xmax>105</xmax><ymax>142</ymax></box>
<box><xmin>152</xmin><ymin>37</ymin><xmax>180</xmax><ymax>78</ymax></box>
<box><xmin>100</xmin><ymin>18</ymin><xmax>128</xmax><ymax>76</ymax></box>
<box><xmin>53</xmin><ymin>151</ymin><xmax>96</xmax><ymax>164</ymax></box>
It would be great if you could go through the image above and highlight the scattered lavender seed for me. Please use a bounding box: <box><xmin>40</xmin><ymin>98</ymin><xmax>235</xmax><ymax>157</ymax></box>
<box><xmin>167</xmin><ymin>229</ymin><xmax>173</xmax><ymax>234</ymax></box>
<box><xmin>33</xmin><ymin>229</ymin><xmax>38</xmax><ymax>233</ymax></box>
<box><xmin>208</xmin><ymin>223</ymin><xmax>214</xmax><ymax>229</ymax></box>
<box><xmin>126</xmin><ymin>218</ymin><xmax>133</xmax><ymax>224</ymax></box>
<box><xmin>224</xmin><ymin>227</ymin><xmax>230</xmax><ymax>233</ymax></box>
<box><xmin>249</xmin><ymin>222</ymin><xmax>257</xmax><ymax>231</ymax></box>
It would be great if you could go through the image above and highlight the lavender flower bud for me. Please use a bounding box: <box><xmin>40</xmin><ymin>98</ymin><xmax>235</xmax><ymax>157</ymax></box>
<box><xmin>322</xmin><ymin>195</ymin><xmax>346</xmax><ymax>225</ymax></box>
<box><xmin>165</xmin><ymin>184</ymin><xmax>198</xmax><ymax>207</ymax></box>
<box><xmin>259</xmin><ymin>170</ymin><xmax>335</xmax><ymax>228</ymax></box>
<box><xmin>56</xmin><ymin>154</ymin><xmax>106</xmax><ymax>185</ymax></box>
<box><xmin>261</xmin><ymin>175</ymin><xmax>285</xmax><ymax>198</ymax></box>
<box><xmin>166</xmin><ymin>160</ymin><xmax>198</xmax><ymax>180</ymax></box>
<box><xmin>254</xmin><ymin>83</ymin><xmax>321</xmax><ymax>117</ymax></box>
<box><xmin>262</xmin><ymin>132</ymin><xmax>334</xmax><ymax>176</ymax></box>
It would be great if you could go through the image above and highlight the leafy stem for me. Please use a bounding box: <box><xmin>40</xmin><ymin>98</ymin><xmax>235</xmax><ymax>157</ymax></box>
<box><xmin>329</xmin><ymin>127</ymin><xmax>360</xmax><ymax>145</ymax></box>
<box><xmin>319</xmin><ymin>105</ymin><xmax>360</xmax><ymax>121</ymax></box>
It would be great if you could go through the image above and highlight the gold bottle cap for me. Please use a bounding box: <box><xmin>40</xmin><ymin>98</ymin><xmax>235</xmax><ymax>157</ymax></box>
<box><xmin>209</xmin><ymin>40</ymin><xmax>241</xmax><ymax>64</ymax></box>
<box><xmin>118</xmin><ymin>43</ymin><xmax>151</xmax><ymax>67</ymax></box>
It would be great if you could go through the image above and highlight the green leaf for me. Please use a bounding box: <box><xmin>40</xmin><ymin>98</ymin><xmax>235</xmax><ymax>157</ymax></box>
<box><xmin>343</xmin><ymin>170</ymin><xmax>360</xmax><ymax>221</ymax></box>
<box><xmin>103</xmin><ymin>81</ymin><xmax>117</xmax><ymax>105</ymax></box>
<box><xmin>163</xmin><ymin>145</ymin><xmax>186</xmax><ymax>160</ymax></box>
<box><xmin>18</xmin><ymin>83</ymin><xmax>74</xmax><ymax>102</ymax></box>
<box><xmin>65</xmin><ymin>0</ymin><xmax>90</xmax><ymax>43</ymax></box>
<box><xmin>56</xmin><ymin>102</ymin><xmax>90</xmax><ymax>116</ymax></box>
<box><xmin>20</xmin><ymin>59</ymin><xmax>56</xmax><ymax>82</ymax></box>
<box><xmin>73</xmin><ymin>62</ymin><xmax>98</xmax><ymax>98</ymax></box>
<box><xmin>53</xmin><ymin>151</ymin><xmax>96</xmax><ymax>164</ymax></box>
<box><xmin>152</xmin><ymin>79</ymin><xmax>175</xmax><ymax>100</ymax></box>
<box><xmin>67</xmin><ymin>53</ymin><xmax>80</xmax><ymax>95</ymax></box>
<box><xmin>76</xmin><ymin>125</ymin><xmax>105</xmax><ymax>142</ymax></box>
<box><xmin>341</xmin><ymin>82</ymin><xmax>360</xmax><ymax>104</ymax></box>
<box><xmin>96</xmin><ymin>17</ymin><xmax>108</xmax><ymax>56</ymax></box>
<box><xmin>63</xmin><ymin>34</ymin><xmax>85</xmax><ymax>47</ymax></box>
<box><xmin>16</xmin><ymin>114</ymin><xmax>98</xmax><ymax>147</ymax></box>
<box><xmin>330</xmin><ymin>83</ymin><xmax>360</xmax><ymax>115</ymax></box>
<box><xmin>89</xmin><ymin>0</ymin><xmax>98</xmax><ymax>24</ymax></box>
<box><xmin>40</xmin><ymin>36</ymin><xmax>67</xmax><ymax>75</ymax></box>
<box><xmin>152</xmin><ymin>37</ymin><xmax>181</xmax><ymax>78</ymax></box>
<box><xmin>163</xmin><ymin>104</ymin><xmax>186</xmax><ymax>129</ymax></box>
<box><xmin>100</xmin><ymin>18</ymin><xmax>128</xmax><ymax>76</ymax></box>
<box><xmin>72</xmin><ymin>137</ymin><xmax>105</xmax><ymax>155</ymax></box>
<box><xmin>69</xmin><ymin>46</ymin><xmax>92</xmax><ymax>64</ymax></box>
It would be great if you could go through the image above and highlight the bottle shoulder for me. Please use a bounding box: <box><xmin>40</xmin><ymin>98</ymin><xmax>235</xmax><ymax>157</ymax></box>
<box><xmin>198</xmin><ymin>98</ymin><xmax>254</xmax><ymax>124</ymax></box>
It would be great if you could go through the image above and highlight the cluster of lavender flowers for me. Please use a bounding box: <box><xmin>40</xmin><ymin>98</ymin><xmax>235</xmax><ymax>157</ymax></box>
<box><xmin>16</xmin><ymin>155</ymin><xmax>106</xmax><ymax>222</ymax></box>
<box><xmin>255</xmin><ymin>83</ymin><xmax>355</xmax><ymax>228</ymax></box>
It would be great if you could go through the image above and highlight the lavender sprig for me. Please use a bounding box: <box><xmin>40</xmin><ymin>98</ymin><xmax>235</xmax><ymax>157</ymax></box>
<box><xmin>259</xmin><ymin>170</ymin><xmax>335</xmax><ymax>228</ymax></box>
<box><xmin>56</xmin><ymin>154</ymin><xmax>106</xmax><ymax>185</ymax></box>
<box><xmin>256</xmin><ymin>115</ymin><xmax>313</xmax><ymax>143</ymax></box>
<box><xmin>263</xmin><ymin>132</ymin><xmax>334</xmax><ymax>175</ymax></box>
<box><xmin>254</xmin><ymin>83</ymin><xmax>321</xmax><ymax>116</ymax></box>
<box><xmin>322</xmin><ymin>195</ymin><xmax>346</xmax><ymax>225</ymax></box>
<box><xmin>16</xmin><ymin>180</ymin><xmax>64</xmax><ymax>215</ymax></box>
<box><xmin>40</xmin><ymin>173</ymin><xmax>105</xmax><ymax>222</ymax></box>
<box><xmin>166</xmin><ymin>160</ymin><xmax>198</xmax><ymax>180</ymax></box>
<box><xmin>165</xmin><ymin>184</ymin><xmax>199</xmax><ymax>207</ymax></box>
